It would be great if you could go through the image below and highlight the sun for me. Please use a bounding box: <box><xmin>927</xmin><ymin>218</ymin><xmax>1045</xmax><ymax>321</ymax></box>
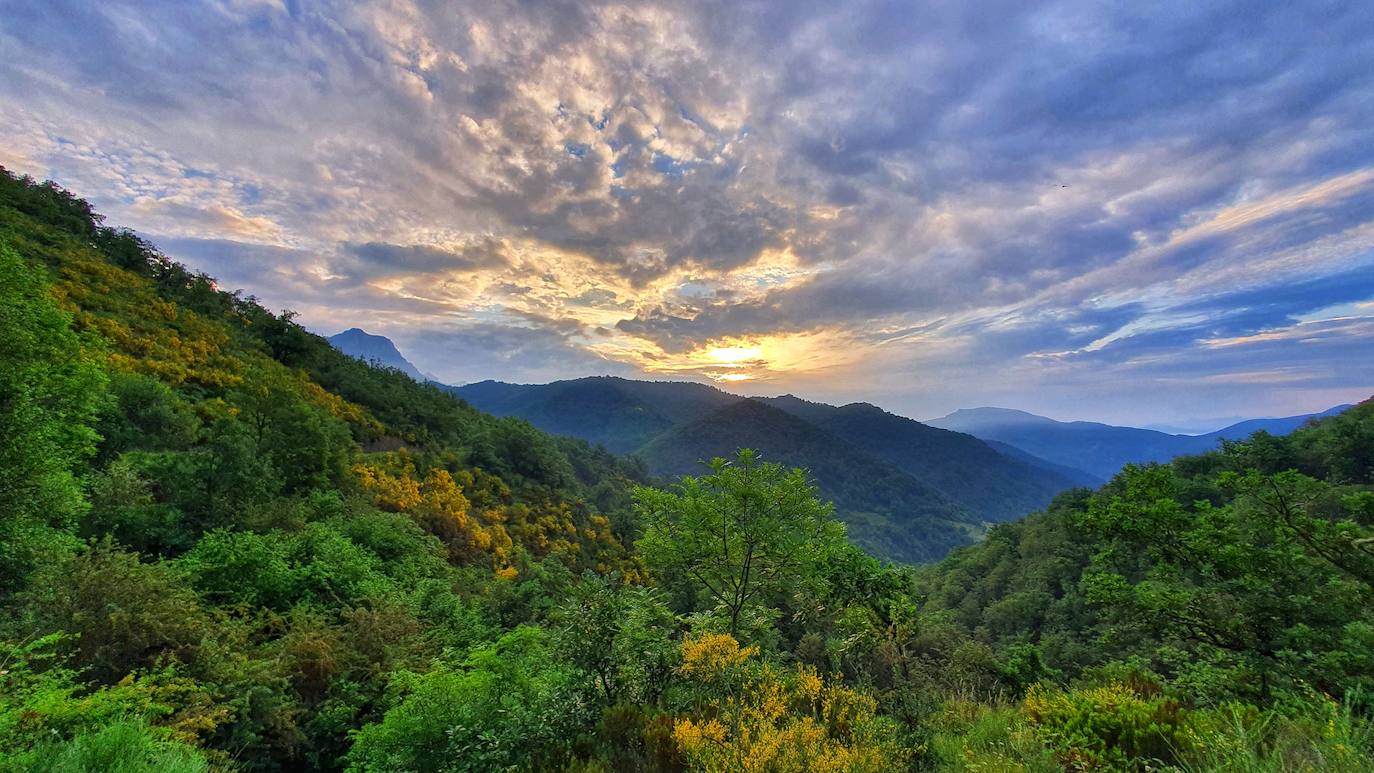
<box><xmin>707</xmin><ymin>345</ymin><xmax>763</xmax><ymax>364</ymax></box>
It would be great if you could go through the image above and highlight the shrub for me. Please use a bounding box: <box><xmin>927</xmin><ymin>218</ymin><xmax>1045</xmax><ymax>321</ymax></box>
<box><xmin>1023</xmin><ymin>682</ymin><xmax>1185</xmax><ymax>771</ymax></box>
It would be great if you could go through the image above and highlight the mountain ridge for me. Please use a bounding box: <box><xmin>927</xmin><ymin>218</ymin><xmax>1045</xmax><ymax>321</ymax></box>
<box><xmin>327</xmin><ymin>328</ymin><xmax>425</xmax><ymax>381</ymax></box>
<box><xmin>636</xmin><ymin>398</ymin><xmax>980</xmax><ymax>563</ymax></box>
<box><xmin>450</xmin><ymin>378</ymin><xmax>1091</xmax><ymax>544</ymax></box>
<box><xmin>756</xmin><ymin>396</ymin><xmax>1084</xmax><ymax>522</ymax></box>
<box><xmin>931</xmin><ymin>404</ymin><xmax>1354</xmax><ymax>479</ymax></box>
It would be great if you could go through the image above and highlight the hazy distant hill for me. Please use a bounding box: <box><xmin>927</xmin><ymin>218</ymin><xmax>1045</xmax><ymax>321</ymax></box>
<box><xmin>931</xmin><ymin>405</ymin><xmax>1352</xmax><ymax>480</ymax></box>
<box><xmin>758</xmin><ymin>396</ymin><xmax>1084</xmax><ymax>521</ymax></box>
<box><xmin>451</xmin><ymin>376</ymin><xmax>741</xmax><ymax>454</ymax></box>
<box><xmin>1202</xmin><ymin>407</ymin><xmax>1353</xmax><ymax>443</ymax></box>
<box><xmin>981</xmin><ymin>439</ymin><xmax>1103</xmax><ymax>487</ymax></box>
<box><xmin>637</xmin><ymin>399</ymin><xmax>980</xmax><ymax>562</ymax></box>
<box><xmin>327</xmin><ymin>328</ymin><xmax>425</xmax><ymax>381</ymax></box>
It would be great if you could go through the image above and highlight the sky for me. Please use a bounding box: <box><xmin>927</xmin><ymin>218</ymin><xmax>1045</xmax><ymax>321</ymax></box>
<box><xmin>1</xmin><ymin>0</ymin><xmax>1372</xmax><ymax>427</ymax></box>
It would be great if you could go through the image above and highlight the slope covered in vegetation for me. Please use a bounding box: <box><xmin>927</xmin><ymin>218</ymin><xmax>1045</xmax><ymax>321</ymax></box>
<box><xmin>0</xmin><ymin>168</ymin><xmax>649</xmax><ymax>770</ymax></box>
<box><xmin>457</xmin><ymin>378</ymin><xmax>1081</xmax><ymax>554</ymax></box>
<box><xmin>2</xmin><ymin>167</ymin><xmax>1374</xmax><ymax>772</ymax></box>
<box><xmin>637</xmin><ymin>399</ymin><xmax>980</xmax><ymax>563</ymax></box>
<box><xmin>760</xmin><ymin>395</ymin><xmax>1082</xmax><ymax>522</ymax></box>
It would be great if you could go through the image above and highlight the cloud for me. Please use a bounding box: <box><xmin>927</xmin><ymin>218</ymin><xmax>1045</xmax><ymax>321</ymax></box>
<box><xmin>1</xmin><ymin>0</ymin><xmax>1372</xmax><ymax>424</ymax></box>
<box><xmin>396</xmin><ymin>322</ymin><xmax>636</xmax><ymax>386</ymax></box>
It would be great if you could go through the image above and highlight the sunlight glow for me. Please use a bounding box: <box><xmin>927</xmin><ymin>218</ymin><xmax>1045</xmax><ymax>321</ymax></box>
<box><xmin>708</xmin><ymin>345</ymin><xmax>763</xmax><ymax>364</ymax></box>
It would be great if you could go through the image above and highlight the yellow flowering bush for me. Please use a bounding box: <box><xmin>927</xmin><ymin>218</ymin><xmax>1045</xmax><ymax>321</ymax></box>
<box><xmin>673</xmin><ymin>634</ymin><xmax>908</xmax><ymax>772</ymax></box>
<box><xmin>353</xmin><ymin>453</ymin><xmax>516</xmax><ymax>573</ymax></box>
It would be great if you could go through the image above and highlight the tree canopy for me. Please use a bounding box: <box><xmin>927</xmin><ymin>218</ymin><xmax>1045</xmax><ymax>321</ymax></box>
<box><xmin>636</xmin><ymin>449</ymin><xmax>848</xmax><ymax>637</ymax></box>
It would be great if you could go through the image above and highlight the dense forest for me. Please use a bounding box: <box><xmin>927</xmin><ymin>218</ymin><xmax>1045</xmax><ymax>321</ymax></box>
<box><xmin>2</xmin><ymin>166</ymin><xmax>1373</xmax><ymax>771</ymax></box>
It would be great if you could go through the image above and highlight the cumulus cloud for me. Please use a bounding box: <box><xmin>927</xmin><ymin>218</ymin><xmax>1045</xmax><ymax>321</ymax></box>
<box><xmin>1</xmin><ymin>0</ymin><xmax>1371</xmax><ymax>424</ymax></box>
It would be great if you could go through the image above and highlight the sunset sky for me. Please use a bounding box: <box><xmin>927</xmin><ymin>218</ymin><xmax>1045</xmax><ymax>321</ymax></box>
<box><xmin>2</xmin><ymin>0</ymin><xmax>1372</xmax><ymax>426</ymax></box>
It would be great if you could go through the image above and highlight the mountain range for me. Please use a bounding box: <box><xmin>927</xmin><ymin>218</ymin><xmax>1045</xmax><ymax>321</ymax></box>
<box><xmin>929</xmin><ymin>404</ymin><xmax>1352</xmax><ymax>480</ymax></box>
<box><xmin>328</xmin><ymin>329</ymin><xmax>1352</xmax><ymax>563</ymax></box>
<box><xmin>443</xmin><ymin>376</ymin><xmax>1086</xmax><ymax>562</ymax></box>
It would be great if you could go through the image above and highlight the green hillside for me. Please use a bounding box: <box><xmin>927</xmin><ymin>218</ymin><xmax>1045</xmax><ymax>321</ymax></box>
<box><xmin>760</xmin><ymin>396</ymin><xmax>1081</xmax><ymax>522</ymax></box>
<box><xmin>457</xmin><ymin>380</ymin><xmax>1081</xmax><ymax>547</ymax></box>
<box><xmin>910</xmin><ymin>400</ymin><xmax>1374</xmax><ymax>740</ymax></box>
<box><xmin>637</xmin><ymin>399</ymin><xmax>981</xmax><ymax>563</ymax></box>
<box><xmin>0</xmin><ymin>168</ymin><xmax>651</xmax><ymax>770</ymax></box>
<box><xmin>451</xmin><ymin>376</ymin><xmax>743</xmax><ymax>454</ymax></box>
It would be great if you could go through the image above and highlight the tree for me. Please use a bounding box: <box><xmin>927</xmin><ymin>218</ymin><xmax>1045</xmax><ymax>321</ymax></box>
<box><xmin>345</xmin><ymin>627</ymin><xmax>593</xmax><ymax>772</ymax></box>
<box><xmin>0</xmin><ymin>242</ymin><xmax>106</xmax><ymax>592</ymax></box>
<box><xmin>1078</xmin><ymin>464</ymin><xmax>1374</xmax><ymax>701</ymax></box>
<box><xmin>551</xmin><ymin>573</ymin><xmax>678</xmax><ymax>705</ymax></box>
<box><xmin>635</xmin><ymin>449</ymin><xmax>846</xmax><ymax>638</ymax></box>
<box><xmin>17</xmin><ymin>540</ymin><xmax>210</xmax><ymax>684</ymax></box>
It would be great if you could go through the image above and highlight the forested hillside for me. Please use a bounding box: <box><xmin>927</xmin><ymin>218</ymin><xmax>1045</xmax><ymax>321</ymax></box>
<box><xmin>759</xmin><ymin>396</ymin><xmax>1081</xmax><ymax>522</ymax></box>
<box><xmin>636</xmin><ymin>399</ymin><xmax>980</xmax><ymax>562</ymax></box>
<box><xmin>3</xmin><ymin>167</ymin><xmax>1374</xmax><ymax>772</ymax></box>
<box><xmin>0</xmin><ymin>167</ymin><xmax>654</xmax><ymax>770</ymax></box>
<box><xmin>455</xmin><ymin>378</ymin><xmax>1082</xmax><ymax>555</ymax></box>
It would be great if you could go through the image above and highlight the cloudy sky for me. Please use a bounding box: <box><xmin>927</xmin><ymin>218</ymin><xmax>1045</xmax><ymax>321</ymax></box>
<box><xmin>2</xmin><ymin>0</ymin><xmax>1372</xmax><ymax>427</ymax></box>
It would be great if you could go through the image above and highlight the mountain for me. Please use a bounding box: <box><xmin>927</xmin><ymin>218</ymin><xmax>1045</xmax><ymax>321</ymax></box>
<box><xmin>930</xmin><ymin>405</ymin><xmax>1352</xmax><ymax>480</ymax></box>
<box><xmin>981</xmin><ymin>439</ymin><xmax>1103</xmax><ymax>487</ymax></box>
<box><xmin>1142</xmin><ymin>417</ymin><xmax>1248</xmax><ymax>435</ymax></box>
<box><xmin>453</xmin><ymin>379</ymin><xmax>1090</xmax><ymax>527</ymax></box>
<box><xmin>454</xmin><ymin>376</ymin><xmax>1006</xmax><ymax>561</ymax></box>
<box><xmin>637</xmin><ymin>399</ymin><xmax>980</xmax><ymax>563</ymax></box>
<box><xmin>450</xmin><ymin>376</ymin><xmax>742</xmax><ymax>454</ymax></box>
<box><xmin>1201</xmin><ymin>405</ymin><xmax>1353</xmax><ymax>442</ymax></box>
<box><xmin>758</xmin><ymin>396</ymin><xmax>1084</xmax><ymax>521</ymax></box>
<box><xmin>327</xmin><ymin>327</ymin><xmax>425</xmax><ymax>381</ymax></box>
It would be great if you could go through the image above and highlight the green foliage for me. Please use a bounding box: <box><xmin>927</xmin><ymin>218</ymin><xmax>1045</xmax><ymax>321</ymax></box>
<box><xmin>0</xmin><ymin>242</ymin><xmax>106</xmax><ymax>592</ymax></box>
<box><xmin>1178</xmin><ymin>693</ymin><xmax>1374</xmax><ymax>773</ymax></box>
<box><xmin>16</xmin><ymin>541</ymin><xmax>210</xmax><ymax>684</ymax></box>
<box><xmin>1023</xmin><ymin>681</ymin><xmax>1186</xmax><ymax>770</ymax></box>
<box><xmin>345</xmin><ymin>627</ymin><xmax>595</xmax><ymax>772</ymax></box>
<box><xmin>552</xmin><ymin>573</ymin><xmax>679</xmax><ymax>705</ymax></box>
<box><xmin>95</xmin><ymin>373</ymin><xmax>199</xmax><ymax>463</ymax></box>
<box><xmin>82</xmin><ymin>456</ymin><xmax>188</xmax><ymax>554</ymax></box>
<box><xmin>1078</xmin><ymin>462</ymin><xmax>1374</xmax><ymax>702</ymax></box>
<box><xmin>16</xmin><ymin>719</ymin><xmax>211</xmax><ymax>773</ymax></box>
<box><xmin>637</xmin><ymin>449</ymin><xmax>848</xmax><ymax>638</ymax></box>
<box><xmin>0</xmin><ymin>633</ymin><xmax>219</xmax><ymax>771</ymax></box>
<box><xmin>928</xmin><ymin>700</ymin><xmax>1060</xmax><ymax>772</ymax></box>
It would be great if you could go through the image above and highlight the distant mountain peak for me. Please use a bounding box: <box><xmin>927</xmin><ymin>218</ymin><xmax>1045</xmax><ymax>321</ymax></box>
<box><xmin>327</xmin><ymin>328</ymin><xmax>425</xmax><ymax>381</ymax></box>
<box><xmin>836</xmin><ymin>401</ymin><xmax>886</xmax><ymax>414</ymax></box>
<box><xmin>935</xmin><ymin>406</ymin><xmax>1058</xmax><ymax>426</ymax></box>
